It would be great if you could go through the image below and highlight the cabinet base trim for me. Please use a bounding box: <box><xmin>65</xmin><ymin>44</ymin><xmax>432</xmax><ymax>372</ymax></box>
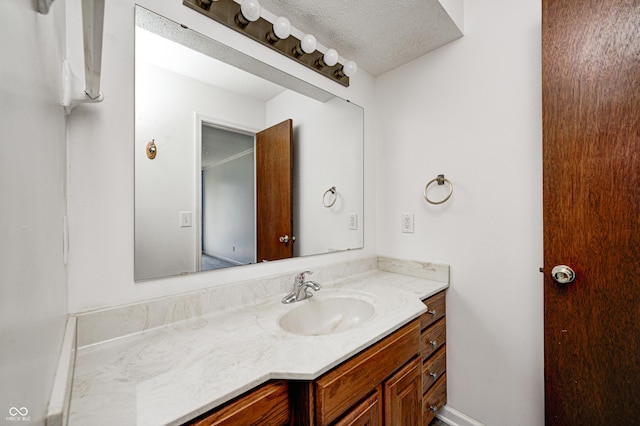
<box><xmin>436</xmin><ymin>405</ymin><xmax>485</xmax><ymax>426</ymax></box>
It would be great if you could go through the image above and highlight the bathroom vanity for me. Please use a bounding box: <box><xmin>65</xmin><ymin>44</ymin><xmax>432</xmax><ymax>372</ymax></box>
<box><xmin>186</xmin><ymin>290</ymin><xmax>446</xmax><ymax>426</ymax></box>
<box><xmin>63</xmin><ymin>257</ymin><xmax>449</xmax><ymax>425</ymax></box>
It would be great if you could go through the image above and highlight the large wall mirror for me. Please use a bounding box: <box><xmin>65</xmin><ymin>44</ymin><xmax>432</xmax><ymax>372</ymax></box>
<box><xmin>134</xmin><ymin>7</ymin><xmax>364</xmax><ymax>281</ymax></box>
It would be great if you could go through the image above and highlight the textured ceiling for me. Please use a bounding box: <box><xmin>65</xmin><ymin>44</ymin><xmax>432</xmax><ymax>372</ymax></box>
<box><xmin>259</xmin><ymin>0</ymin><xmax>463</xmax><ymax>76</ymax></box>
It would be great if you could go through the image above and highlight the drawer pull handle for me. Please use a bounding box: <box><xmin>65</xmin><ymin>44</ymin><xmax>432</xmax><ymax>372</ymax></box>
<box><xmin>430</xmin><ymin>340</ymin><xmax>437</xmax><ymax>347</ymax></box>
<box><xmin>429</xmin><ymin>372</ymin><xmax>437</xmax><ymax>379</ymax></box>
<box><xmin>428</xmin><ymin>309</ymin><xmax>437</xmax><ymax>316</ymax></box>
<box><xmin>430</xmin><ymin>405</ymin><xmax>438</xmax><ymax>413</ymax></box>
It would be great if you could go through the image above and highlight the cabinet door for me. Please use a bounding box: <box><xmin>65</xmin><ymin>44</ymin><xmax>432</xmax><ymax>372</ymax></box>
<box><xmin>334</xmin><ymin>385</ymin><xmax>383</xmax><ymax>426</ymax></box>
<box><xmin>384</xmin><ymin>357</ymin><xmax>423</xmax><ymax>426</ymax></box>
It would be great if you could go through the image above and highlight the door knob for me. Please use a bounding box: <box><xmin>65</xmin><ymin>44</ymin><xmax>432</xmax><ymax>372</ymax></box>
<box><xmin>278</xmin><ymin>235</ymin><xmax>296</xmax><ymax>243</ymax></box>
<box><xmin>551</xmin><ymin>265</ymin><xmax>576</xmax><ymax>284</ymax></box>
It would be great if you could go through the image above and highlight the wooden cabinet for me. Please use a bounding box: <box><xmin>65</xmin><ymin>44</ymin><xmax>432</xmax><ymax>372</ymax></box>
<box><xmin>322</xmin><ymin>290</ymin><xmax>447</xmax><ymax>426</ymax></box>
<box><xmin>186</xmin><ymin>380</ymin><xmax>289</xmax><ymax>426</ymax></box>
<box><xmin>312</xmin><ymin>319</ymin><xmax>421</xmax><ymax>425</ymax></box>
<box><xmin>419</xmin><ymin>291</ymin><xmax>447</xmax><ymax>425</ymax></box>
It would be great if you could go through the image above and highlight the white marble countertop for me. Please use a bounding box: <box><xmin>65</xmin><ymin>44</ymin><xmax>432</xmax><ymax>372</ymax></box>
<box><xmin>68</xmin><ymin>270</ymin><xmax>448</xmax><ymax>426</ymax></box>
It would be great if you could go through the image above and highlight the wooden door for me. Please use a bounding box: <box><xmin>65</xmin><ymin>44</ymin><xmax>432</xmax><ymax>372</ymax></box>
<box><xmin>384</xmin><ymin>357</ymin><xmax>423</xmax><ymax>426</ymax></box>
<box><xmin>255</xmin><ymin>119</ymin><xmax>293</xmax><ymax>262</ymax></box>
<box><xmin>542</xmin><ymin>0</ymin><xmax>640</xmax><ymax>424</ymax></box>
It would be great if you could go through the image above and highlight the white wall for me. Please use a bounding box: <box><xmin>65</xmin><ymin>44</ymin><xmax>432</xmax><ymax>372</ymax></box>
<box><xmin>375</xmin><ymin>1</ymin><xmax>543</xmax><ymax>425</ymax></box>
<box><xmin>0</xmin><ymin>1</ymin><xmax>68</xmax><ymax>423</ymax></box>
<box><xmin>134</xmin><ymin>60</ymin><xmax>264</xmax><ymax>280</ymax></box>
<box><xmin>66</xmin><ymin>0</ymin><xmax>376</xmax><ymax>312</ymax></box>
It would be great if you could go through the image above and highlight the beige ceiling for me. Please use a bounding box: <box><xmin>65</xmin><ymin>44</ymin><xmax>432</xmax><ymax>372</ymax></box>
<box><xmin>258</xmin><ymin>0</ymin><xmax>463</xmax><ymax>77</ymax></box>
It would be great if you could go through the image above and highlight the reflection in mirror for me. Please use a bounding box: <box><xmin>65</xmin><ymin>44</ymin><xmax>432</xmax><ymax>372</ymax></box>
<box><xmin>134</xmin><ymin>7</ymin><xmax>364</xmax><ymax>281</ymax></box>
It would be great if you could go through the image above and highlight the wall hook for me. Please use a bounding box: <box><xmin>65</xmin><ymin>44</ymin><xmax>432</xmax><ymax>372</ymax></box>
<box><xmin>146</xmin><ymin>140</ymin><xmax>157</xmax><ymax>159</ymax></box>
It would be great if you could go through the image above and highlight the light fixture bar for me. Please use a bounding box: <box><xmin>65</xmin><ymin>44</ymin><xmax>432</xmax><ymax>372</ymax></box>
<box><xmin>183</xmin><ymin>0</ymin><xmax>350</xmax><ymax>87</ymax></box>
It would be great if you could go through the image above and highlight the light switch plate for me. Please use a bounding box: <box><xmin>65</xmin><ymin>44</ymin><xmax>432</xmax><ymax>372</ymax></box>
<box><xmin>180</xmin><ymin>211</ymin><xmax>192</xmax><ymax>227</ymax></box>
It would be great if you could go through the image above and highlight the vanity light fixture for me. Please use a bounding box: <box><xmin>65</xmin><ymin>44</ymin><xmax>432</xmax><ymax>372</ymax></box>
<box><xmin>236</xmin><ymin>0</ymin><xmax>261</xmax><ymax>27</ymax></box>
<box><xmin>196</xmin><ymin>0</ymin><xmax>214</xmax><ymax>10</ymax></box>
<box><xmin>267</xmin><ymin>16</ymin><xmax>291</xmax><ymax>43</ymax></box>
<box><xmin>317</xmin><ymin>48</ymin><xmax>338</xmax><ymax>68</ymax></box>
<box><xmin>183</xmin><ymin>0</ymin><xmax>356</xmax><ymax>86</ymax></box>
<box><xmin>336</xmin><ymin>60</ymin><xmax>358</xmax><ymax>78</ymax></box>
<box><xmin>294</xmin><ymin>34</ymin><xmax>317</xmax><ymax>57</ymax></box>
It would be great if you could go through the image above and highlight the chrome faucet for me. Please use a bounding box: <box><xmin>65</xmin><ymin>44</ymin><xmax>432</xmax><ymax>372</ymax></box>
<box><xmin>282</xmin><ymin>271</ymin><xmax>321</xmax><ymax>304</ymax></box>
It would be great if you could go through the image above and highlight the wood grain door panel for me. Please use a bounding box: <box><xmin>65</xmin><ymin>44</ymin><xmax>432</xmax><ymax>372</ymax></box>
<box><xmin>255</xmin><ymin>119</ymin><xmax>293</xmax><ymax>262</ymax></box>
<box><xmin>384</xmin><ymin>357</ymin><xmax>423</xmax><ymax>426</ymax></box>
<box><xmin>542</xmin><ymin>0</ymin><xmax>640</xmax><ymax>424</ymax></box>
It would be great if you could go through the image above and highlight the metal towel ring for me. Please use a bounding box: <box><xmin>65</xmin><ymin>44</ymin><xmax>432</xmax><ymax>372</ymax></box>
<box><xmin>424</xmin><ymin>174</ymin><xmax>453</xmax><ymax>205</ymax></box>
<box><xmin>323</xmin><ymin>186</ymin><xmax>337</xmax><ymax>208</ymax></box>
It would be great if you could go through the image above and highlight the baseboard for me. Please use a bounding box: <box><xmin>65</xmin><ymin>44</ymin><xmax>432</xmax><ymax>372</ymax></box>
<box><xmin>437</xmin><ymin>405</ymin><xmax>485</xmax><ymax>426</ymax></box>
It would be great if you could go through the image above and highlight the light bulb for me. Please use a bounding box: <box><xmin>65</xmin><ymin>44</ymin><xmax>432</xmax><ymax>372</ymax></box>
<box><xmin>323</xmin><ymin>49</ymin><xmax>339</xmax><ymax>67</ymax></box>
<box><xmin>300</xmin><ymin>34</ymin><xmax>317</xmax><ymax>54</ymax></box>
<box><xmin>343</xmin><ymin>60</ymin><xmax>358</xmax><ymax>77</ymax></box>
<box><xmin>240</xmin><ymin>0</ymin><xmax>261</xmax><ymax>22</ymax></box>
<box><xmin>273</xmin><ymin>16</ymin><xmax>291</xmax><ymax>40</ymax></box>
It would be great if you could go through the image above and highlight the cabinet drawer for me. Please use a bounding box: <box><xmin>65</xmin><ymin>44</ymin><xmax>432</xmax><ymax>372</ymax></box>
<box><xmin>188</xmin><ymin>380</ymin><xmax>289</xmax><ymax>426</ymax></box>
<box><xmin>420</xmin><ymin>318</ymin><xmax>446</xmax><ymax>360</ymax></box>
<box><xmin>314</xmin><ymin>319</ymin><xmax>420</xmax><ymax>425</ymax></box>
<box><xmin>422</xmin><ymin>374</ymin><xmax>447</xmax><ymax>425</ymax></box>
<box><xmin>419</xmin><ymin>291</ymin><xmax>446</xmax><ymax>330</ymax></box>
<box><xmin>422</xmin><ymin>346</ymin><xmax>446</xmax><ymax>394</ymax></box>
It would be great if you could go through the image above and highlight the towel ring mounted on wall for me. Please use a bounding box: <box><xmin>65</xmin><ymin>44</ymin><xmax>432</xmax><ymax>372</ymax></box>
<box><xmin>323</xmin><ymin>186</ymin><xmax>337</xmax><ymax>208</ymax></box>
<box><xmin>424</xmin><ymin>174</ymin><xmax>454</xmax><ymax>205</ymax></box>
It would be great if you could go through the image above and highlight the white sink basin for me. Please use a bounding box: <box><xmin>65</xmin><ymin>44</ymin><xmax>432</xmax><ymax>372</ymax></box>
<box><xmin>278</xmin><ymin>296</ymin><xmax>375</xmax><ymax>336</ymax></box>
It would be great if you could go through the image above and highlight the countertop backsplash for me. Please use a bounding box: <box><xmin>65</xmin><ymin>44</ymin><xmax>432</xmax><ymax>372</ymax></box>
<box><xmin>75</xmin><ymin>256</ymin><xmax>379</xmax><ymax>348</ymax></box>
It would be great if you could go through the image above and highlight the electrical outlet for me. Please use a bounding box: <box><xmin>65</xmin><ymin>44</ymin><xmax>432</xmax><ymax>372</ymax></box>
<box><xmin>348</xmin><ymin>213</ymin><xmax>358</xmax><ymax>230</ymax></box>
<box><xmin>401</xmin><ymin>213</ymin><xmax>414</xmax><ymax>233</ymax></box>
